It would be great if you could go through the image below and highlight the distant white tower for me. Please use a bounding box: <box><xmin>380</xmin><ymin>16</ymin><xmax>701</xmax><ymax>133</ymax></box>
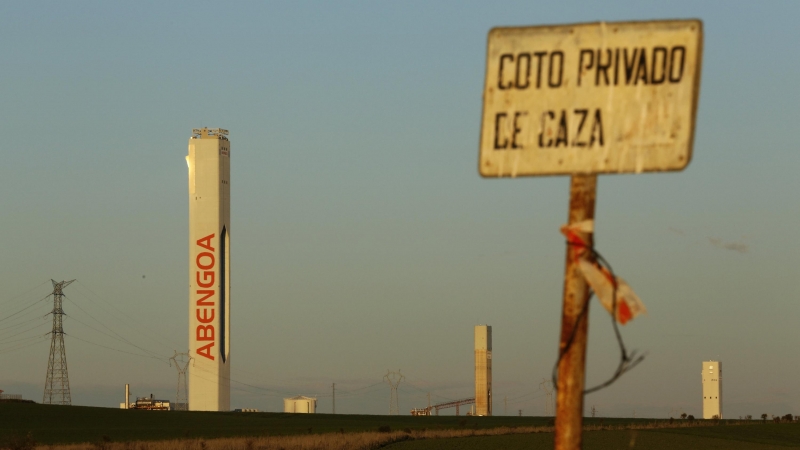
<box><xmin>701</xmin><ymin>361</ymin><xmax>722</xmax><ymax>419</ymax></box>
<box><xmin>186</xmin><ymin>128</ymin><xmax>231</xmax><ymax>412</ymax></box>
<box><xmin>475</xmin><ymin>325</ymin><xmax>492</xmax><ymax>416</ymax></box>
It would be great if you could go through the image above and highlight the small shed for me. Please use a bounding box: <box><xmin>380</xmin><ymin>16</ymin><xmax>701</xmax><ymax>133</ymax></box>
<box><xmin>283</xmin><ymin>395</ymin><xmax>316</xmax><ymax>413</ymax></box>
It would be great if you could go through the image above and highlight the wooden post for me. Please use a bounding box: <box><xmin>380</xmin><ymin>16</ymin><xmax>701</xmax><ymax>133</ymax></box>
<box><xmin>554</xmin><ymin>174</ymin><xmax>597</xmax><ymax>450</ymax></box>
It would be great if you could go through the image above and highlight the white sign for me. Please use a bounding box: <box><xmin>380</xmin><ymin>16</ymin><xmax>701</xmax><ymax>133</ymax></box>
<box><xmin>479</xmin><ymin>20</ymin><xmax>703</xmax><ymax>177</ymax></box>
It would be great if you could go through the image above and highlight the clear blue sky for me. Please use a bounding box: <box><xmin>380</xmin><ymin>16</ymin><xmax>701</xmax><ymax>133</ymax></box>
<box><xmin>0</xmin><ymin>1</ymin><xmax>798</xmax><ymax>418</ymax></box>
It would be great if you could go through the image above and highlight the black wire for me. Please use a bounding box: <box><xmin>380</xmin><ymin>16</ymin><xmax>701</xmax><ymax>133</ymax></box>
<box><xmin>0</xmin><ymin>335</ymin><xmax>49</xmax><ymax>355</ymax></box>
<box><xmin>0</xmin><ymin>314</ymin><xmax>49</xmax><ymax>336</ymax></box>
<box><xmin>552</xmin><ymin>242</ymin><xmax>646</xmax><ymax>395</ymax></box>
<box><xmin>0</xmin><ymin>294</ymin><xmax>51</xmax><ymax>324</ymax></box>
<box><xmin>72</xmin><ymin>281</ymin><xmax>181</xmax><ymax>351</ymax></box>
<box><xmin>63</xmin><ymin>294</ymin><xmax>168</xmax><ymax>360</ymax></box>
<box><xmin>504</xmin><ymin>391</ymin><xmax>546</xmax><ymax>403</ymax></box>
<box><xmin>401</xmin><ymin>379</ymin><xmax>457</xmax><ymax>402</ymax></box>
<box><xmin>67</xmin><ymin>333</ymin><xmax>169</xmax><ymax>364</ymax></box>
<box><xmin>506</xmin><ymin>393</ymin><xmax>547</xmax><ymax>406</ymax></box>
<box><xmin>0</xmin><ymin>321</ymin><xmax>49</xmax><ymax>344</ymax></box>
<box><xmin>0</xmin><ymin>331</ymin><xmax>49</xmax><ymax>346</ymax></box>
<box><xmin>338</xmin><ymin>381</ymin><xmax>388</xmax><ymax>394</ymax></box>
<box><xmin>0</xmin><ymin>280</ymin><xmax>49</xmax><ymax>309</ymax></box>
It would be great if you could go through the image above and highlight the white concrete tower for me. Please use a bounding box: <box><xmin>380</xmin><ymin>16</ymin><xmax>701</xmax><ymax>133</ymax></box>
<box><xmin>475</xmin><ymin>325</ymin><xmax>492</xmax><ymax>416</ymax></box>
<box><xmin>186</xmin><ymin>128</ymin><xmax>231</xmax><ymax>411</ymax></box>
<box><xmin>701</xmin><ymin>360</ymin><xmax>722</xmax><ymax>419</ymax></box>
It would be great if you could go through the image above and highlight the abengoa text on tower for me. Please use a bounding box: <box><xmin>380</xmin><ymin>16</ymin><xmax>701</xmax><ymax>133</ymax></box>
<box><xmin>186</xmin><ymin>128</ymin><xmax>231</xmax><ymax>412</ymax></box>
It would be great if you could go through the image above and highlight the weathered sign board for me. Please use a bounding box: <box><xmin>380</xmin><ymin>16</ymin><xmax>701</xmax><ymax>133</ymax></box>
<box><xmin>478</xmin><ymin>19</ymin><xmax>704</xmax><ymax>450</ymax></box>
<box><xmin>479</xmin><ymin>20</ymin><xmax>702</xmax><ymax>177</ymax></box>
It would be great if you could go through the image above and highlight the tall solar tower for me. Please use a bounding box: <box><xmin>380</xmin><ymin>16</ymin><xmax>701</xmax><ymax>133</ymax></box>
<box><xmin>43</xmin><ymin>279</ymin><xmax>75</xmax><ymax>405</ymax></box>
<box><xmin>186</xmin><ymin>128</ymin><xmax>231</xmax><ymax>411</ymax></box>
<box><xmin>474</xmin><ymin>325</ymin><xmax>492</xmax><ymax>416</ymax></box>
<box><xmin>702</xmin><ymin>361</ymin><xmax>722</xmax><ymax>419</ymax></box>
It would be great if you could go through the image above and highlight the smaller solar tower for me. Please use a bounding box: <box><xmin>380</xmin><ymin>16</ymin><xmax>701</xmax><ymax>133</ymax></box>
<box><xmin>475</xmin><ymin>325</ymin><xmax>492</xmax><ymax>416</ymax></box>
<box><xmin>702</xmin><ymin>361</ymin><xmax>722</xmax><ymax>419</ymax></box>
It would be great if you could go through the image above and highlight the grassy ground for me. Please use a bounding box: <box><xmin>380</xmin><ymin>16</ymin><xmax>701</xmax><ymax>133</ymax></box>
<box><xmin>4</xmin><ymin>402</ymin><xmax>797</xmax><ymax>449</ymax></box>
<box><xmin>384</xmin><ymin>424</ymin><xmax>800</xmax><ymax>449</ymax></box>
<box><xmin>0</xmin><ymin>402</ymin><xmax>552</xmax><ymax>445</ymax></box>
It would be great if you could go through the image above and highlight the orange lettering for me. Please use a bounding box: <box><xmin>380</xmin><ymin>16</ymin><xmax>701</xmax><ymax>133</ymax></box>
<box><xmin>196</xmin><ymin>271</ymin><xmax>214</xmax><ymax>288</ymax></box>
<box><xmin>196</xmin><ymin>342</ymin><xmax>215</xmax><ymax>360</ymax></box>
<box><xmin>197</xmin><ymin>234</ymin><xmax>215</xmax><ymax>252</ymax></box>
<box><xmin>197</xmin><ymin>325</ymin><xmax>215</xmax><ymax>341</ymax></box>
<box><xmin>196</xmin><ymin>252</ymin><xmax>215</xmax><ymax>270</ymax></box>
<box><xmin>196</xmin><ymin>289</ymin><xmax>215</xmax><ymax>306</ymax></box>
<box><xmin>196</xmin><ymin>308</ymin><xmax>215</xmax><ymax>324</ymax></box>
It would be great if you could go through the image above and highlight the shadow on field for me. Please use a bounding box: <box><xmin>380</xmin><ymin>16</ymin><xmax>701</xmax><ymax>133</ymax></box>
<box><xmin>383</xmin><ymin>425</ymin><xmax>800</xmax><ymax>450</ymax></box>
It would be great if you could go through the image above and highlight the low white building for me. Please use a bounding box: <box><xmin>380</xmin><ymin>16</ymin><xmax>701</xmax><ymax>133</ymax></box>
<box><xmin>702</xmin><ymin>361</ymin><xmax>722</xmax><ymax>419</ymax></box>
<box><xmin>284</xmin><ymin>396</ymin><xmax>316</xmax><ymax>413</ymax></box>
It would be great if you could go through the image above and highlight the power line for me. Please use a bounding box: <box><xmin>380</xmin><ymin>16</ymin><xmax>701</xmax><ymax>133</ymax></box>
<box><xmin>0</xmin><ymin>293</ymin><xmax>51</xmax><ymax>330</ymax></box>
<box><xmin>0</xmin><ymin>280</ymin><xmax>49</xmax><ymax>309</ymax></box>
<box><xmin>334</xmin><ymin>381</ymin><xmax>385</xmax><ymax>395</ymax></box>
<box><xmin>505</xmin><ymin>391</ymin><xmax>537</xmax><ymax>401</ymax></box>
<box><xmin>0</xmin><ymin>323</ymin><xmax>49</xmax><ymax>344</ymax></box>
<box><xmin>73</xmin><ymin>281</ymin><xmax>181</xmax><ymax>351</ymax></box>
<box><xmin>64</xmin><ymin>308</ymin><xmax>166</xmax><ymax>360</ymax></box>
<box><xmin>539</xmin><ymin>378</ymin><xmax>554</xmax><ymax>416</ymax></box>
<box><xmin>189</xmin><ymin>362</ymin><xmax>323</xmax><ymax>398</ymax></box>
<box><xmin>16</xmin><ymin>279</ymin><xmax>431</xmax><ymax>411</ymax></box>
<box><xmin>63</xmin><ymin>294</ymin><xmax>167</xmax><ymax>361</ymax></box>
<box><xmin>0</xmin><ymin>322</ymin><xmax>47</xmax><ymax>343</ymax></box>
<box><xmin>323</xmin><ymin>382</ymin><xmax>385</xmax><ymax>400</ymax></box>
<box><xmin>0</xmin><ymin>294</ymin><xmax>51</xmax><ymax>324</ymax></box>
<box><xmin>0</xmin><ymin>314</ymin><xmax>49</xmax><ymax>336</ymax></box>
<box><xmin>0</xmin><ymin>335</ymin><xmax>49</xmax><ymax>355</ymax></box>
<box><xmin>66</xmin><ymin>333</ymin><xmax>169</xmax><ymax>364</ymax></box>
<box><xmin>7</xmin><ymin>281</ymin><xmax>398</xmax><ymax>409</ymax></box>
<box><xmin>401</xmin><ymin>379</ymin><xmax>456</xmax><ymax>402</ymax></box>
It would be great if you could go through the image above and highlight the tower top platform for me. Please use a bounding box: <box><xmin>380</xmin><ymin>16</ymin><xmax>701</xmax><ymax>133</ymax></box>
<box><xmin>192</xmin><ymin>128</ymin><xmax>229</xmax><ymax>140</ymax></box>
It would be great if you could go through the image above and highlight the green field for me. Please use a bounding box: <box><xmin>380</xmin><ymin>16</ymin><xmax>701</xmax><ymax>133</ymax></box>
<box><xmin>2</xmin><ymin>402</ymin><xmax>798</xmax><ymax>449</ymax></box>
<box><xmin>0</xmin><ymin>402</ymin><xmax>548</xmax><ymax>445</ymax></box>
<box><xmin>385</xmin><ymin>424</ymin><xmax>800</xmax><ymax>450</ymax></box>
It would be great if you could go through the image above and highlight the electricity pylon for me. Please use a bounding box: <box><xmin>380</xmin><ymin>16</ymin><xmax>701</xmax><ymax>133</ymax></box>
<box><xmin>170</xmin><ymin>351</ymin><xmax>192</xmax><ymax>411</ymax></box>
<box><xmin>539</xmin><ymin>378</ymin><xmax>554</xmax><ymax>416</ymax></box>
<box><xmin>43</xmin><ymin>279</ymin><xmax>75</xmax><ymax>405</ymax></box>
<box><xmin>384</xmin><ymin>369</ymin><xmax>404</xmax><ymax>415</ymax></box>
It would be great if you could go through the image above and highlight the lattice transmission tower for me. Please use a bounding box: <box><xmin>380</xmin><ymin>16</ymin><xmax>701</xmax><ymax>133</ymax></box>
<box><xmin>539</xmin><ymin>378</ymin><xmax>554</xmax><ymax>416</ymax></box>
<box><xmin>170</xmin><ymin>351</ymin><xmax>192</xmax><ymax>411</ymax></box>
<box><xmin>43</xmin><ymin>279</ymin><xmax>75</xmax><ymax>405</ymax></box>
<box><xmin>383</xmin><ymin>369</ymin><xmax>404</xmax><ymax>415</ymax></box>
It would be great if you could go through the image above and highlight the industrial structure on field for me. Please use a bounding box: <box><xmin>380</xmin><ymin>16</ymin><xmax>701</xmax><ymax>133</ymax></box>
<box><xmin>0</xmin><ymin>390</ymin><xmax>23</xmax><ymax>401</ymax></box>
<box><xmin>411</xmin><ymin>397</ymin><xmax>477</xmax><ymax>416</ymax></box>
<box><xmin>410</xmin><ymin>326</ymin><xmax>491</xmax><ymax>417</ymax></box>
<box><xmin>129</xmin><ymin>394</ymin><xmax>171</xmax><ymax>410</ymax></box>
<box><xmin>702</xmin><ymin>360</ymin><xmax>722</xmax><ymax>419</ymax></box>
<box><xmin>284</xmin><ymin>396</ymin><xmax>317</xmax><ymax>413</ymax></box>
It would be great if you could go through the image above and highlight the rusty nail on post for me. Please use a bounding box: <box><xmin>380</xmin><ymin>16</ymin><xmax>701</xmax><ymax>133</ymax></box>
<box><xmin>554</xmin><ymin>174</ymin><xmax>597</xmax><ymax>450</ymax></box>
